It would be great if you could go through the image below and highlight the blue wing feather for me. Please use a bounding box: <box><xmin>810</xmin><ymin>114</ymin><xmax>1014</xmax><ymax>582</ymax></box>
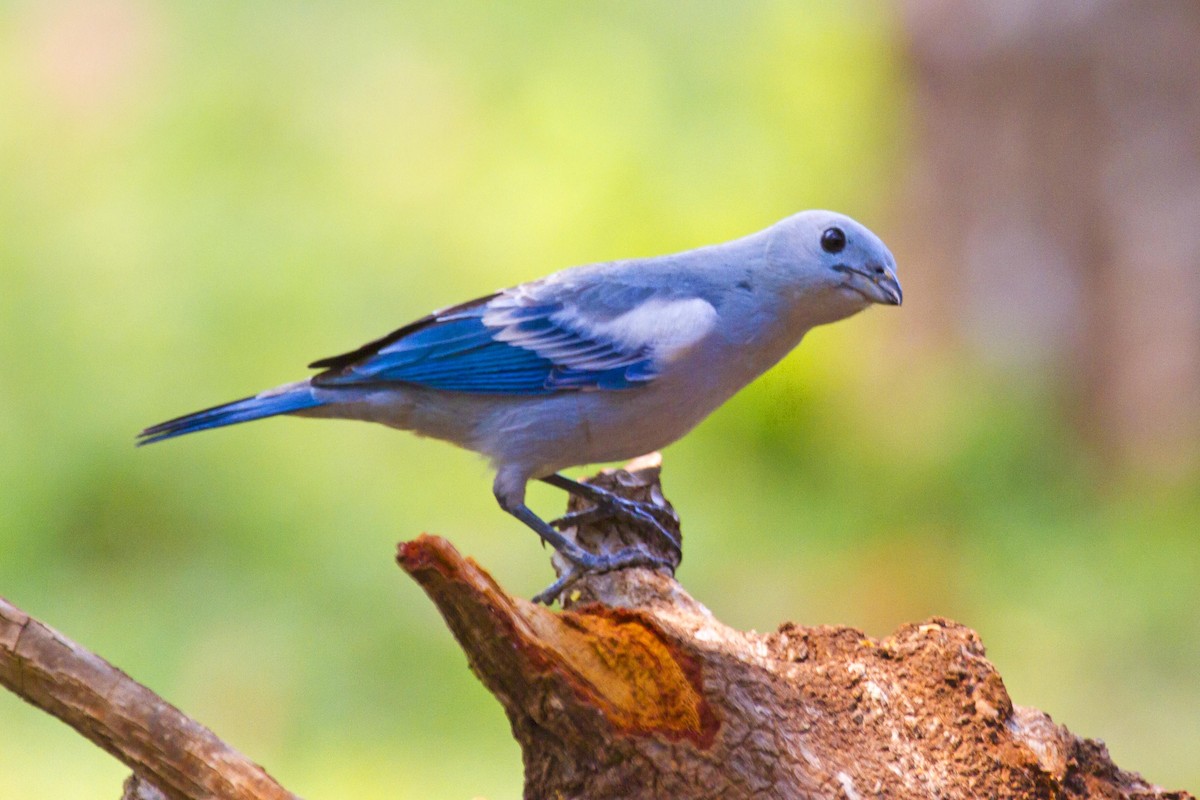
<box><xmin>311</xmin><ymin>290</ymin><xmax>659</xmax><ymax>395</ymax></box>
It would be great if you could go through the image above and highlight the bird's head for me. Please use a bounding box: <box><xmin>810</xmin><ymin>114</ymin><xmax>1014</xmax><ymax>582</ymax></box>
<box><xmin>766</xmin><ymin>210</ymin><xmax>901</xmax><ymax>323</ymax></box>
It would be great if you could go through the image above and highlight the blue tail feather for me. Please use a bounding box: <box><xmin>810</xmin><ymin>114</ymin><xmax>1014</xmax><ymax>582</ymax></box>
<box><xmin>138</xmin><ymin>388</ymin><xmax>321</xmax><ymax>445</ymax></box>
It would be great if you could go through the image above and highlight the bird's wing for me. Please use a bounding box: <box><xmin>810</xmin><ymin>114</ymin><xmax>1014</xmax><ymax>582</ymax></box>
<box><xmin>309</xmin><ymin>277</ymin><xmax>718</xmax><ymax>395</ymax></box>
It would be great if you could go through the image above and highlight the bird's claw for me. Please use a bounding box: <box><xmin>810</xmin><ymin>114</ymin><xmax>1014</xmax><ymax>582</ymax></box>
<box><xmin>531</xmin><ymin>544</ymin><xmax>675</xmax><ymax>606</ymax></box>
<box><xmin>548</xmin><ymin>506</ymin><xmax>607</xmax><ymax>529</ymax></box>
<box><xmin>550</xmin><ymin>494</ymin><xmax>682</xmax><ymax>561</ymax></box>
<box><xmin>531</xmin><ymin>573</ymin><xmax>582</xmax><ymax>606</ymax></box>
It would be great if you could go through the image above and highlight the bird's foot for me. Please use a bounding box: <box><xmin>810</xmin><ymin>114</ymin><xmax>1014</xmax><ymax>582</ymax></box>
<box><xmin>531</xmin><ymin>544</ymin><xmax>674</xmax><ymax>606</ymax></box>
<box><xmin>550</xmin><ymin>491</ymin><xmax>682</xmax><ymax>563</ymax></box>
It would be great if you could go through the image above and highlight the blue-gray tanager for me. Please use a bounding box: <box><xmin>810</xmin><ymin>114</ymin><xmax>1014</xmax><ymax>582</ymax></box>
<box><xmin>140</xmin><ymin>210</ymin><xmax>901</xmax><ymax>601</ymax></box>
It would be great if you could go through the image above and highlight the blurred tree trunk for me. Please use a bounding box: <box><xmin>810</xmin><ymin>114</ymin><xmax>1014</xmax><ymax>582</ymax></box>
<box><xmin>897</xmin><ymin>1</ymin><xmax>1200</xmax><ymax>478</ymax></box>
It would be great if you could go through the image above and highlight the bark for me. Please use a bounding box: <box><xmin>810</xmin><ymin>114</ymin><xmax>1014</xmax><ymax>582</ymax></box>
<box><xmin>0</xmin><ymin>596</ymin><xmax>297</xmax><ymax>800</ymax></box>
<box><xmin>398</xmin><ymin>458</ymin><xmax>1193</xmax><ymax>800</ymax></box>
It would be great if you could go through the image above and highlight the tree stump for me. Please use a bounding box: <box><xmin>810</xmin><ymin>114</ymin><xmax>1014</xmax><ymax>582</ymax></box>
<box><xmin>397</xmin><ymin>458</ymin><xmax>1192</xmax><ymax>800</ymax></box>
<box><xmin>0</xmin><ymin>457</ymin><xmax>1192</xmax><ymax>799</ymax></box>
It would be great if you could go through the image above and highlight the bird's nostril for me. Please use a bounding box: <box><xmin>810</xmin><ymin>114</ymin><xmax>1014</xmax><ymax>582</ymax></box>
<box><xmin>873</xmin><ymin>265</ymin><xmax>885</xmax><ymax>275</ymax></box>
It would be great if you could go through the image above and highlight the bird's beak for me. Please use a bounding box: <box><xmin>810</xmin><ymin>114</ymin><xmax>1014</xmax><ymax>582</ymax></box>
<box><xmin>835</xmin><ymin>263</ymin><xmax>903</xmax><ymax>306</ymax></box>
<box><xmin>874</xmin><ymin>266</ymin><xmax>902</xmax><ymax>306</ymax></box>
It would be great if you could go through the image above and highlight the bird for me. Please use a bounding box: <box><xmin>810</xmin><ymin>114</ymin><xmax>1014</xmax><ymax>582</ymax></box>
<box><xmin>140</xmin><ymin>210</ymin><xmax>901</xmax><ymax>602</ymax></box>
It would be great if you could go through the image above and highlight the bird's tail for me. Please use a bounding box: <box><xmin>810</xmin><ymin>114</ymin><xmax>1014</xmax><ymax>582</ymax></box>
<box><xmin>137</xmin><ymin>382</ymin><xmax>322</xmax><ymax>445</ymax></box>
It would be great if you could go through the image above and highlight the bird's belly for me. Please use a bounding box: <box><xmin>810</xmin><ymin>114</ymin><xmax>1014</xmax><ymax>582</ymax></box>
<box><xmin>576</xmin><ymin>383</ymin><xmax>718</xmax><ymax>459</ymax></box>
<box><xmin>303</xmin><ymin>384</ymin><xmax>648</xmax><ymax>469</ymax></box>
<box><xmin>476</xmin><ymin>372</ymin><xmax>731</xmax><ymax>476</ymax></box>
<box><xmin>308</xmin><ymin>352</ymin><xmax>756</xmax><ymax>478</ymax></box>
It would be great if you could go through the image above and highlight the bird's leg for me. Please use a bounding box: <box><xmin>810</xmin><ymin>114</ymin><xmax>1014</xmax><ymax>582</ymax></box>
<box><xmin>541</xmin><ymin>473</ymin><xmax>682</xmax><ymax>562</ymax></box>
<box><xmin>502</xmin><ymin>502</ymin><xmax>603</xmax><ymax>566</ymax></box>
<box><xmin>494</xmin><ymin>484</ymin><xmax>673</xmax><ymax>605</ymax></box>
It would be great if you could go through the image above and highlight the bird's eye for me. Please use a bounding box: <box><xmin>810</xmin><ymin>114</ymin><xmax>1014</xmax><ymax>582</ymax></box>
<box><xmin>820</xmin><ymin>227</ymin><xmax>847</xmax><ymax>254</ymax></box>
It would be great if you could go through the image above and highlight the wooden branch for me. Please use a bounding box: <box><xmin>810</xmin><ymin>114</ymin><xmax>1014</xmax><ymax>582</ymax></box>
<box><xmin>0</xmin><ymin>596</ymin><xmax>299</xmax><ymax>800</ymax></box>
<box><xmin>398</xmin><ymin>458</ymin><xmax>1195</xmax><ymax>800</ymax></box>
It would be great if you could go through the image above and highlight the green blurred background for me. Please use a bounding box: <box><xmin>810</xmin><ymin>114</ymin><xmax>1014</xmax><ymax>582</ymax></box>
<box><xmin>1</xmin><ymin>2</ymin><xmax>1197</xmax><ymax>797</ymax></box>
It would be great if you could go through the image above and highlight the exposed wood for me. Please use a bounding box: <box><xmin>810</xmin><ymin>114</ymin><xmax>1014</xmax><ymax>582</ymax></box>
<box><xmin>0</xmin><ymin>597</ymin><xmax>298</xmax><ymax>800</ymax></box>
<box><xmin>398</xmin><ymin>459</ymin><xmax>1194</xmax><ymax>800</ymax></box>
